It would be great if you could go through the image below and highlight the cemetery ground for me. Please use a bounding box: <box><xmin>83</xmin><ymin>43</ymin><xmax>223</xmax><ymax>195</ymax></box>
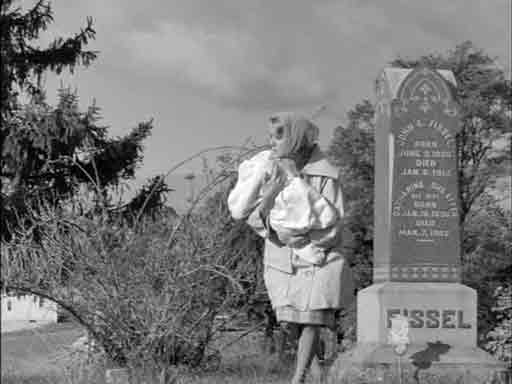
<box><xmin>5</xmin><ymin>321</ymin><xmax>509</xmax><ymax>384</ymax></box>
<box><xmin>2</xmin><ymin>9</ymin><xmax>510</xmax><ymax>380</ymax></box>
<box><xmin>1</xmin><ymin>321</ymin><xmax>296</xmax><ymax>384</ymax></box>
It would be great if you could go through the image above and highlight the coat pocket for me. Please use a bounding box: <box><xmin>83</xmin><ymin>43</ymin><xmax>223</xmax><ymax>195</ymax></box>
<box><xmin>309</xmin><ymin>253</ymin><xmax>355</xmax><ymax>310</ymax></box>
<box><xmin>287</xmin><ymin>266</ymin><xmax>316</xmax><ymax>311</ymax></box>
<box><xmin>263</xmin><ymin>266</ymin><xmax>291</xmax><ymax>308</ymax></box>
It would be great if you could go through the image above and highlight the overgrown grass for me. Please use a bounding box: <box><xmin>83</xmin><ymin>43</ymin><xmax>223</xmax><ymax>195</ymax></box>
<box><xmin>1</xmin><ymin>322</ymin><xmax>295</xmax><ymax>384</ymax></box>
<box><xmin>2</xmin><ymin>322</ymin><xmax>83</xmax><ymax>376</ymax></box>
<box><xmin>4</xmin><ymin>323</ymin><xmax>510</xmax><ymax>383</ymax></box>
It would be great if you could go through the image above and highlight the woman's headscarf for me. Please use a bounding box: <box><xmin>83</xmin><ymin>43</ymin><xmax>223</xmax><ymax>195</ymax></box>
<box><xmin>268</xmin><ymin>112</ymin><xmax>320</xmax><ymax>158</ymax></box>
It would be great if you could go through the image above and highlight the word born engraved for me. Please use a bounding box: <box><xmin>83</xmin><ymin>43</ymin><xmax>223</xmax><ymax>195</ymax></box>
<box><xmin>388</xmin><ymin>68</ymin><xmax>461</xmax><ymax>281</ymax></box>
<box><xmin>396</xmin><ymin>119</ymin><xmax>455</xmax><ymax>148</ymax></box>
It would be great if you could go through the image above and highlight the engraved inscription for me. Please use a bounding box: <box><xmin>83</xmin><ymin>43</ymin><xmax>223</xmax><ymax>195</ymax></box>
<box><xmin>389</xmin><ymin>68</ymin><xmax>461</xmax><ymax>281</ymax></box>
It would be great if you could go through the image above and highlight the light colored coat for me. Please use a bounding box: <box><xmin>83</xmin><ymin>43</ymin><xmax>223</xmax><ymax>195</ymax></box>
<box><xmin>246</xmin><ymin>146</ymin><xmax>354</xmax><ymax>311</ymax></box>
<box><xmin>227</xmin><ymin>149</ymin><xmax>341</xmax><ymax>265</ymax></box>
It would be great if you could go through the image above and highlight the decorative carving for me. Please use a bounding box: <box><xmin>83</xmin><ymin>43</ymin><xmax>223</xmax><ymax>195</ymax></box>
<box><xmin>396</xmin><ymin>67</ymin><xmax>457</xmax><ymax>117</ymax></box>
<box><xmin>392</xmin><ymin>99</ymin><xmax>408</xmax><ymax>117</ymax></box>
<box><xmin>375</xmin><ymin>74</ymin><xmax>391</xmax><ymax>117</ymax></box>
<box><xmin>390</xmin><ymin>265</ymin><xmax>460</xmax><ymax>281</ymax></box>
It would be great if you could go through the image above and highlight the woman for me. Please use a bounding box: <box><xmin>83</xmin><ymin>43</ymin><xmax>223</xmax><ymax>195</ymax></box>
<box><xmin>229</xmin><ymin>112</ymin><xmax>354</xmax><ymax>383</ymax></box>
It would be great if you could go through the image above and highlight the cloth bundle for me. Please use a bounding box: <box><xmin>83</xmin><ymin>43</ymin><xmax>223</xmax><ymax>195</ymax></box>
<box><xmin>228</xmin><ymin>150</ymin><xmax>339</xmax><ymax>265</ymax></box>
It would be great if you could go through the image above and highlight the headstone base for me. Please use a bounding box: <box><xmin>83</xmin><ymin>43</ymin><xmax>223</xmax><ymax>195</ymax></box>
<box><xmin>327</xmin><ymin>343</ymin><xmax>510</xmax><ymax>384</ymax></box>
<box><xmin>328</xmin><ymin>281</ymin><xmax>509</xmax><ymax>383</ymax></box>
<box><xmin>357</xmin><ymin>282</ymin><xmax>478</xmax><ymax>346</ymax></box>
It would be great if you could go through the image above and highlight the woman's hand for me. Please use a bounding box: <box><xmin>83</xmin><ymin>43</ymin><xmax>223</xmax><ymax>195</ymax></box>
<box><xmin>276</xmin><ymin>158</ymin><xmax>300</xmax><ymax>179</ymax></box>
<box><xmin>258</xmin><ymin>157</ymin><xmax>300</xmax><ymax>221</ymax></box>
<box><xmin>259</xmin><ymin>165</ymin><xmax>287</xmax><ymax>218</ymax></box>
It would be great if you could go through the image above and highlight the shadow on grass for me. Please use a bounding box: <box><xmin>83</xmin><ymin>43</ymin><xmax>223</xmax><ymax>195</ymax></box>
<box><xmin>2</xmin><ymin>325</ymin><xmax>296</xmax><ymax>384</ymax></box>
<box><xmin>1</xmin><ymin>373</ymin><xmax>67</xmax><ymax>384</ymax></box>
<box><xmin>410</xmin><ymin>341</ymin><xmax>451</xmax><ymax>383</ymax></box>
<box><xmin>2</xmin><ymin>354</ymin><xmax>295</xmax><ymax>384</ymax></box>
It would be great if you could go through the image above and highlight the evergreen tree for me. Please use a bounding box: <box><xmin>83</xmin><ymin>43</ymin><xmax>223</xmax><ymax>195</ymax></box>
<box><xmin>1</xmin><ymin>1</ymin><xmax>169</xmax><ymax>239</ymax></box>
<box><xmin>0</xmin><ymin>0</ymin><xmax>96</xmax><ymax>123</ymax></box>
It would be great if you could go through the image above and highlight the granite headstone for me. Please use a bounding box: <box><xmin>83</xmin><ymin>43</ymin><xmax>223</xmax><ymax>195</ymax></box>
<box><xmin>389</xmin><ymin>67</ymin><xmax>461</xmax><ymax>282</ymax></box>
<box><xmin>328</xmin><ymin>67</ymin><xmax>509</xmax><ymax>383</ymax></box>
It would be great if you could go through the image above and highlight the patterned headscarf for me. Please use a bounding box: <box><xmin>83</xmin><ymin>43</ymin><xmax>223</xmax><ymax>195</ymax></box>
<box><xmin>268</xmin><ymin>112</ymin><xmax>320</xmax><ymax>158</ymax></box>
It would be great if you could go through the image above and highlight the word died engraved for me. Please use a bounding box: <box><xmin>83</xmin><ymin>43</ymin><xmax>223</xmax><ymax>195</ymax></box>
<box><xmin>392</xmin><ymin>181</ymin><xmax>457</xmax><ymax>242</ymax></box>
<box><xmin>389</xmin><ymin>67</ymin><xmax>461</xmax><ymax>281</ymax></box>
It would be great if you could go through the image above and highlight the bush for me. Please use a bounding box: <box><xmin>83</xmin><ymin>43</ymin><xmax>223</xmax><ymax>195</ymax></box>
<box><xmin>2</xmin><ymin>211</ymin><xmax>212</xmax><ymax>367</ymax></box>
<box><xmin>462</xmin><ymin>193</ymin><xmax>512</xmax><ymax>360</ymax></box>
<box><xmin>1</xmin><ymin>147</ymin><xmax>268</xmax><ymax>370</ymax></box>
<box><xmin>484</xmin><ymin>284</ymin><xmax>512</xmax><ymax>364</ymax></box>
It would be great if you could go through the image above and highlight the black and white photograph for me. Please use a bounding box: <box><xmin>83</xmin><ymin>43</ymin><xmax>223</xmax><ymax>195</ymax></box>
<box><xmin>1</xmin><ymin>1</ymin><xmax>511</xmax><ymax>383</ymax></box>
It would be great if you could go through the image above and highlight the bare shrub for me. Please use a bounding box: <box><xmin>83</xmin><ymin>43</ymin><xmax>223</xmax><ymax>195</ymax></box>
<box><xmin>1</xmin><ymin>145</ymin><xmax>268</xmax><ymax>370</ymax></box>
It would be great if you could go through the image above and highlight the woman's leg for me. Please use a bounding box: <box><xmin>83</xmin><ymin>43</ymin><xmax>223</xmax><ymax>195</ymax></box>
<box><xmin>291</xmin><ymin>324</ymin><xmax>321</xmax><ymax>384</ymax></box>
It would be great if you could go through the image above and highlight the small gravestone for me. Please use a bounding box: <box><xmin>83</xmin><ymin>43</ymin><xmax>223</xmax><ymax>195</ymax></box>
<box><xmin>328</xmin><ymin>67</ymin><xmax>509</xmax><ymax>383</ymax></box>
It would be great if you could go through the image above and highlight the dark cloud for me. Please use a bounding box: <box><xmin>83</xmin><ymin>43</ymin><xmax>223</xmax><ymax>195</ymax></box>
<box><xmin>46</xmin><ymin>0</ymin><xmax>509</xmax><ymax>111</ymax></box>
<box><xmin>39</xmin><ymin>0</ymin><xmax>509</xmax><ymax>181</ymax></box>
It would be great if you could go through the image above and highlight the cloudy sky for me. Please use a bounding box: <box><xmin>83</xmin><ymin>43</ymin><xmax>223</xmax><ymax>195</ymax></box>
<box><xmin>36</xmin><ymin>0</ymin><xmax>510</xmax><ymax>199</ymax></box>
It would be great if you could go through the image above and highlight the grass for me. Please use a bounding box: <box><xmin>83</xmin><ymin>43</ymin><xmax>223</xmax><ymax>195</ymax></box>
<box><xmin>4</xmin><ymin>323</ymin><xmax>510</xmax><ymax>384</ymax></box>
<box><xmin>1</xmin><ymin>322</ymin><xmax>84</xmax><ymax>377</ymax></box>
<box><xmin>1</xmin><ymin>322</ymin><xmax>297</xmax><ymax>384</ymax></box>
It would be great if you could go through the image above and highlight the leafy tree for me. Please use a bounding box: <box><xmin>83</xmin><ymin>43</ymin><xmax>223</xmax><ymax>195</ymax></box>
<box><xmin>328</xmin><ymin>42</ymin><xmax>512</xmax><ymax>346</ymax></box>
<box><xmin>484</xmin><ymin>279</ymin><xmax>512</xmax><ymax>364</ymax></box>
<box><xmin>463</xmin><ymin>193</ymin><xmax>512</xmax><ymax>352</ymax></box>
<box><xmin>329</xmin><ymin>41</ymin><xmax>511</xmax><ymax>272</ymax></box>
<box><xmin>328</xmin><ymin>100</ymin><xmax>375</xmax><ymax>290</ymax></box>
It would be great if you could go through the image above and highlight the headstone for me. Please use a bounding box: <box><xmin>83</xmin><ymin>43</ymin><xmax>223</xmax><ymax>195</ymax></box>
<box><xmin>328</xmin><ymin>67</ymin><xmax>509</xmax><ymax>383</ymax></box>
<box><xmin>373</xmin><ymin>67</ymin><xmax>462</xmax><ymax>283</ymax></box>
<box><xmin>390</xmin><ymin>69</ymin><xmax>461</xmax><ymax>282</ymax></box>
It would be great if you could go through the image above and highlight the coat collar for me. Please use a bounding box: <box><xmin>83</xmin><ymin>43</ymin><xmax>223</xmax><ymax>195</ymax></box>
<box><xmin>301</xmin><ymin>145</ymin><xmax>339</xmax><ymax>179</ymax></box>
